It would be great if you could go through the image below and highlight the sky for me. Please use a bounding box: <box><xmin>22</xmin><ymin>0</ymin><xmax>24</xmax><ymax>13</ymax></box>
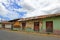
<box><xmin>0</xmin><ymin>0</ymin><xmax>60</xmax><ymax>21</ymax></box>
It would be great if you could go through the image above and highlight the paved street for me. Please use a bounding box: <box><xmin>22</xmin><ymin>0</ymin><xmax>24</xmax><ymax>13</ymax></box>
<box><xmin>0</xmin><ymin>30</ymin><xmax>60</xmax><ymax>40</ymax></box>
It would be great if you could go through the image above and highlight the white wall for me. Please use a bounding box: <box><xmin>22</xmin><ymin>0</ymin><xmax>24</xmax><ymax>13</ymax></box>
<box><xmin>5</xmin><ymin>24</ymin><xmax>11</xmax><ymax>28</ymax></box>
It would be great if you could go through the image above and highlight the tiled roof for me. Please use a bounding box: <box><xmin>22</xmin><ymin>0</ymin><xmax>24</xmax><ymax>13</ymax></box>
<box><xmin>9</xmin><ymin>13</ymin><xmax>60</xmax><ymax>22</ymax></box>
<box><xmin>18</xmin><ymin>13</ymin><xmax>60</xmax><ymax>21</ymax></box>
<box><xmin>2</xmin><ymin>21</ymin><xmax>11</xmax><ymax>24</ymax></box>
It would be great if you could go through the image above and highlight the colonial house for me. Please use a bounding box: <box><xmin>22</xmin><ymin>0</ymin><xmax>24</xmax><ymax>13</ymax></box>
<box><xmin>9</xmin><ymin>13</ymin><xmax>60</xmax><ymax>35</ymax></box>
<box><xmin>1</xmin><ymin>21</ymin><xmax>12</xmax><ymax>29</ymax></box>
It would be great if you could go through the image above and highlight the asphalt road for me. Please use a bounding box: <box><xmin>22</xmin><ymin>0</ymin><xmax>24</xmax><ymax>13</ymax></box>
<box><xmin>0</xmin><ymin>30</ymin><xmax>60</xmax><ymax>40</ymax></box>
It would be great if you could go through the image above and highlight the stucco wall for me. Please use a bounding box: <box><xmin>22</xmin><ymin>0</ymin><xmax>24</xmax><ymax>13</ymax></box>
<box><xmin>25</xmin><ymin>20</ymin><xmax>34</xmax><ymax>32</ymax></box>
<box><xmin>5</xmin><ymin>24</ymin><xmax>11</xmax><ymax>28</ymax></box>
<box><xmin>13</xmin><ymin>21</ymin><xmax>20</xmax><ymax>27</ymax></box>
<box><xmin>24</xmin><ymin>19</ymin><xmax>42</xmax><ymax>32</ymax></box>
<box><xmin>42</xmin><ymin>16</ymin><xmax>60</xmax><ymax>34</ymax></box>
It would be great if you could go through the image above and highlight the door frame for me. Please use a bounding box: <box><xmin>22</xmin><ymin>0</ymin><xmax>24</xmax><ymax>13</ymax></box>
<box><xmin>22</xmin><ymin>22</ymin><xmax>26</xmax><ymax>30</ymax></box>
<box><xmin>34</xmin><ymin>22</ymin><xmax>39</xmax><ymax>32</ymax></box>
<box><xmin>46</xmin><ymin>21</ymin><xmax>53</xmax><ymax>33</ymax></box>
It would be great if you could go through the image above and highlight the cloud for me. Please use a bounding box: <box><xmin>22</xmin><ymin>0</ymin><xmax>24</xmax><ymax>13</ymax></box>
<box><xmin>0</xmin><ymin>0</ymin><xmax>60</xmax><ymax>21</ymax></box>
<box><xmin>21</xmin><ymin>0</ymin><xmax>60</xmax><ymax>18</ymax></box>
<box><xmin>22</xmin><ymin>8</ymin><xmax>46</xmax><ymax>18</ymax></box>
<box><xmin>0</xmin><ymin>0</ymin><xmax>26</xmax><ymax>20</ymax></box>
<box><xmin>0</xmin><ymin>3</ymin><xmax>9</xmax><ymax>16</ymax></box>
<box><xmin>0</xmin><ymin>3</ymin><xmax>20</xmax><ymax>20</ymax></box>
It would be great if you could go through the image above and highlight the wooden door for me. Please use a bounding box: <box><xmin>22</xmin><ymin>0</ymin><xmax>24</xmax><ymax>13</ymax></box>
<box><xmin>46</xmin><ymin>21</ymin><xmax>53</xmax><ymax>32</ymax></box>
<box><xmin>22</xmin><ymin>22</ymin><xmax>26</xmax><ymax>30</ymax></box>
<box><xmin>34</xmin><ymin>22</ymin><xmax>39</xmax><ymax>32</ymax></box>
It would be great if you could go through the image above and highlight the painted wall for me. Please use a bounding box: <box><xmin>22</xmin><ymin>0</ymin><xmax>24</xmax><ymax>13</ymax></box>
<box><xmin>13</xmin><ymin>21</ymin><xmax>20</xmax><ymax>30</ymax></box>
<box><xmin>23</xmin><ymin>19</ymin><xmax>42</xmax><ymax>32</ymax></box>
<box><xmin>42</xmin><ymin>16</ymin><xmax>60</xmax><ymax>34</ymax></box>
<box><xmin>25</xmin><ymin>20</ymin><xmax>34</xmax><ymax>32</ymax></box>
<box><xmin>13</xmin><ymin>21</ymin><xmax>20</xmax><ymax>27</ymax></box>
<box><xmin>5</xmin><ymin>24</ymin><xmax>11</xmax><ymax>29</ymax></box>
